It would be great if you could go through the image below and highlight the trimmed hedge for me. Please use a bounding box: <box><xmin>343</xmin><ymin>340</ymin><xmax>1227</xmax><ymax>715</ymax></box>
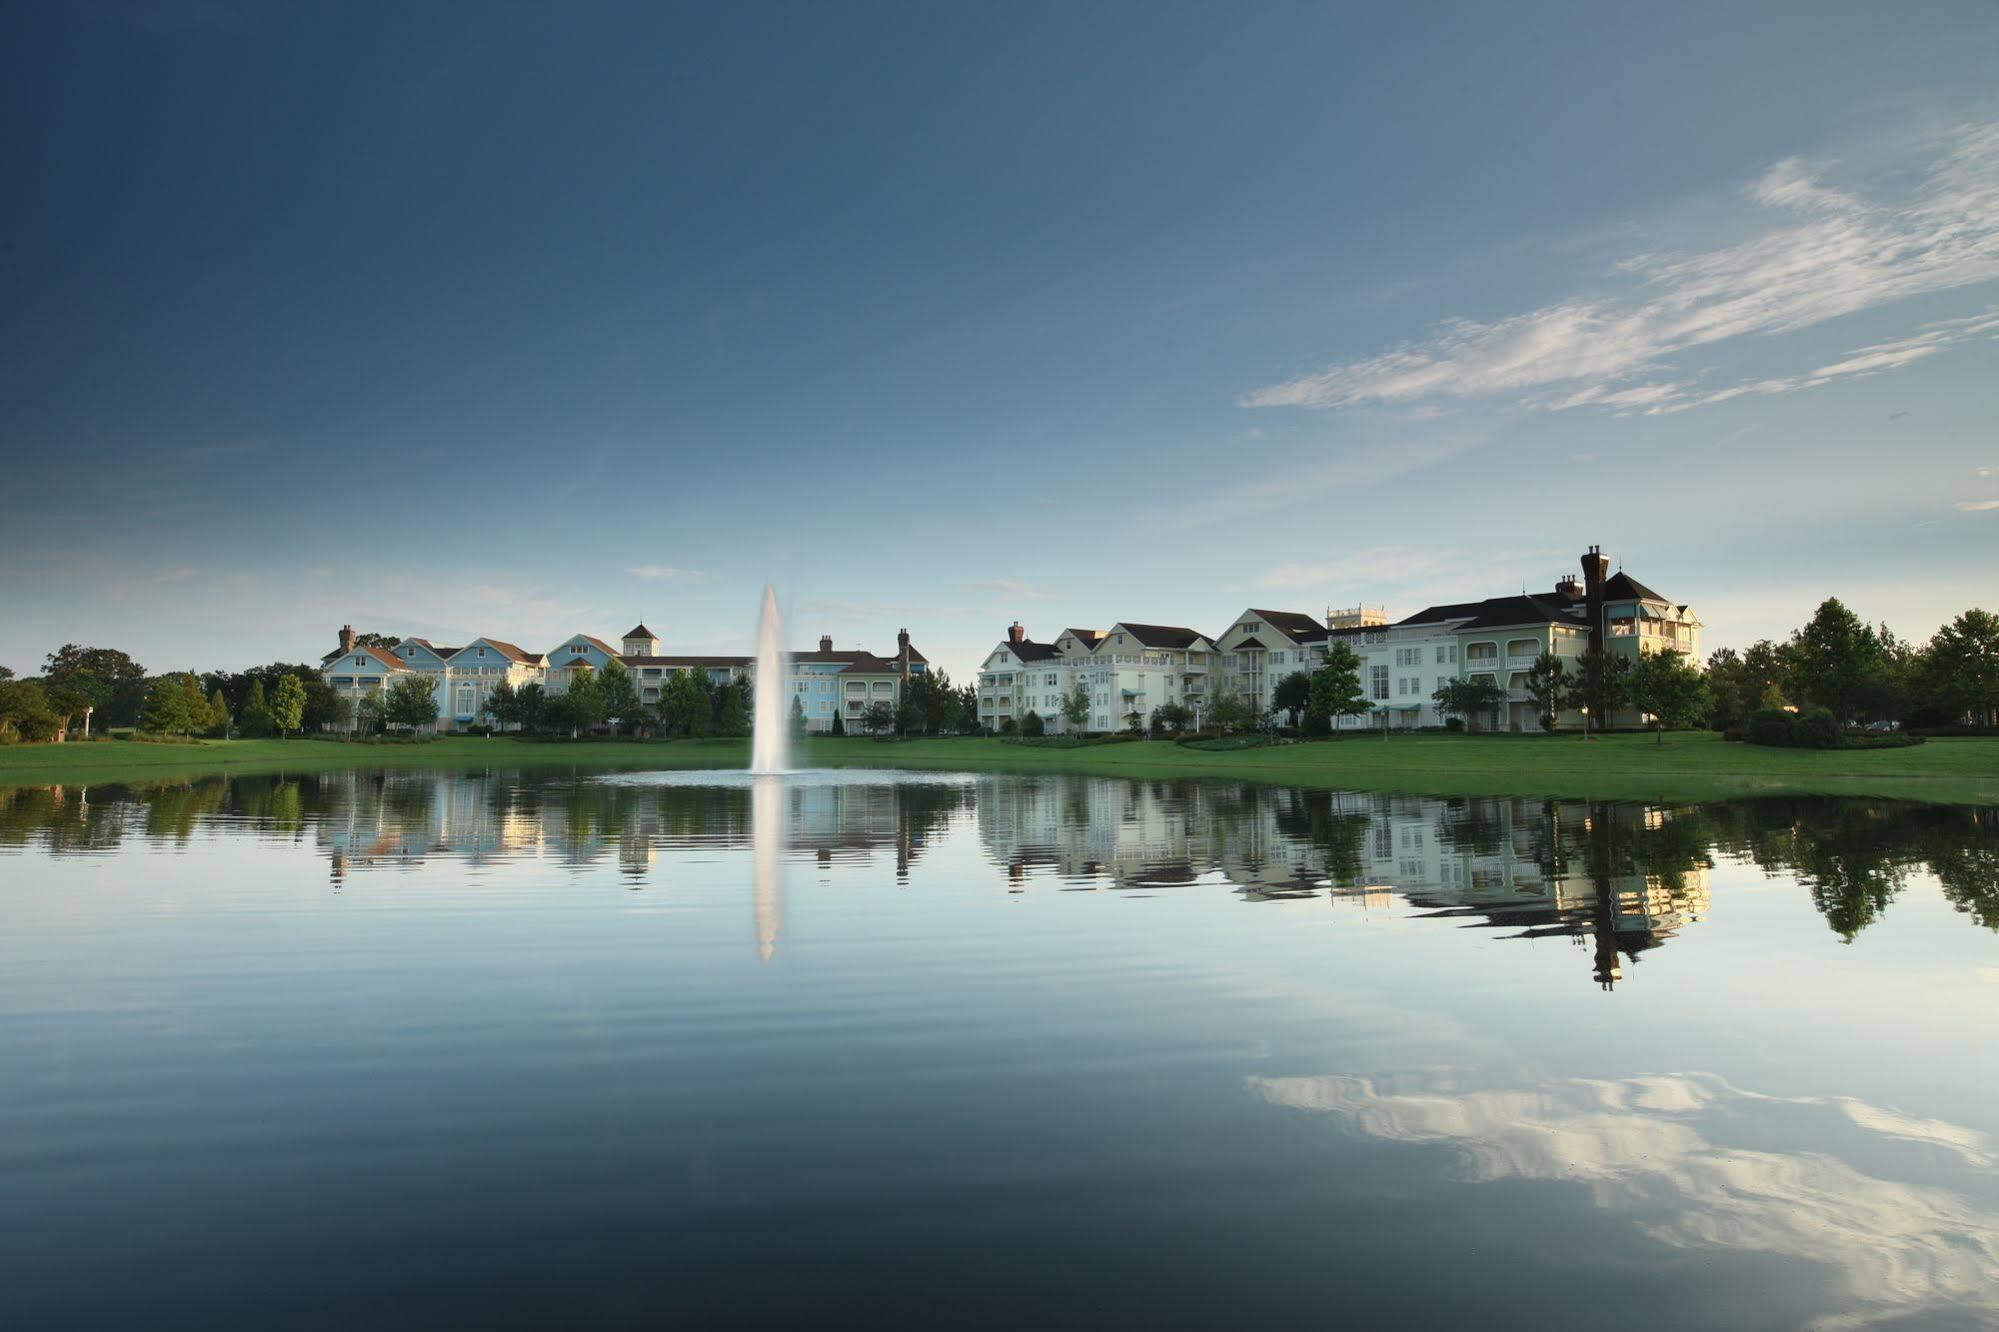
<box><xmin>1745</xmin><ymin>707</ymin><xmax>1926</xmax><ymax>750</ymax></box>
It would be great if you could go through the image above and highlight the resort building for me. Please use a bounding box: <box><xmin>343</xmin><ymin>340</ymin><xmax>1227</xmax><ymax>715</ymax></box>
<box><xmin>975</xmin><ymin>621</ymin><xmax>1213</xmax><ymax>734</ymax></box>
<box><xmin>1211</xmin><ymin>609</ymin><xmax>1340</xmax><ymax>714</ymax></box>
<box><xmin>317</xmin><ymin>621</ymin><xmax>928</xmax><ymax>733</ymax></box>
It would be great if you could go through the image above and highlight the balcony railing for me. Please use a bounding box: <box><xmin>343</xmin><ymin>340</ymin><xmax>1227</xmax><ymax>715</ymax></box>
<box><xmin>1505</xmin><ymin>655</ymin><xmax>1539</xmax><ymax>670</ymax></box>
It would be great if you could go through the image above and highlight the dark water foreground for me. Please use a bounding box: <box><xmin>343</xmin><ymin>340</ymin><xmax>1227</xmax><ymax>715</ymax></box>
<box><xmin>2</xmin><ymin>768</ymin><xmax>1996</xmax><ymax>1330</ymax></box>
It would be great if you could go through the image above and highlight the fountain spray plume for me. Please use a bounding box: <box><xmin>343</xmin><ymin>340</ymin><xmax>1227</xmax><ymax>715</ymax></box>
<box><xmin>751</xmin><ymin>583</ymin><xmax>789</xmax><ymax>775</ymax></box>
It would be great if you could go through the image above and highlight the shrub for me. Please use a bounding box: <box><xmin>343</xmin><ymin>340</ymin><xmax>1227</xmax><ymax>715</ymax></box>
<box><xmin>1797</xmin><ymin>707</ymin><xmax>1842</xmax><ymax>750</ymax></box>
<box><xmin>1442</xmin><ymin>716</ymin><xmax>1464</xmax><ymax>733</ymax></box>
<box><xmin>1746</xmin><ymin>708</ymin><xmax>1796</xmax><ymax>747</ymax></box>
<box><xmin>1020</xmin><ymin>710</ymin><xmax>1046</xmax><ymax>738</ymax></box>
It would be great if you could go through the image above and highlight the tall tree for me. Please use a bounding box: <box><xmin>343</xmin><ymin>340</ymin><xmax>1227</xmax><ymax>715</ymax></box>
<box><xmin>1272</xmin><ymin>671</ymin><xmax>1312</xmax><ymax>727</ymax></box>
<box><xmin>1789</xmin><ymin>597</ymin><xmax>1882</xmax><ymax>724</ymax></box>
<box><xmin>382</xmin><ymin>676</ymin><xmax>441</xmax><ymax>732</ymax></box>
<box><xmin>1432</xmin><ymin>676</ymin><xmax>1506</xmax><ymax>732</ymax></box>
<box><xmin>43</xmin><ymin>644</ymin><xmax>148</xmax><ymax>726</ymax></box>
<box><xmin>862</xmin><ymin>700</ymin><xmax>896</xmax><ymax>736</ymax></box>
<box><xmin>514</xmin><ymin>682</ymin><xmax>546</xmax><ymax>734</ymax></box>
<box><xmin>715</xmin><ymin>679</ymin><xmax>751</xmax><ymax>737</ymax></box>
<box><xmin>657</xmin><ymin>670</ymin><xmax>710</xmax><ymax>737</ymax></box>
<box><xmin>139</xmin><ymin>674</ymin><xmax>208</xmax><ymax>738</ymax></box>
<box><xmin>240</xmin><ymin>678</ymin><xmax>271</xmax><ymax>737</ymax></box>
<box><xmin>1626</xmin><ymin>650</ymin><xmax>1708</xmax><ymax>745</ymax></box>
<box><xmin>788</xmin><ymin>694</ymin><xmax>808</xmax><ymax>739</ymax></box>
<box><xmin>0</xmin><ymin>680</ymin><xmax>63</xmax><ymax>742</ymax></box>
<box><xmin>207</xmin><ymin>688</ymin><xmax>232</xmax><ymax>738</ymax></box>
<box><xmin>483</xmin><ymin>679</ymin><xmax>519</xmax><ymax>732</ymax></box>
<box><xmin>268</xmin><ymin>675</ymin><xmax>307</xmax><ymax>739</ymax></box>
<box><xmin>1927</xmin><ymin>608</ymin><xmax>1999</xmax><ymax>726</ymax></box>
<box><xmin>596</xmin><ymin>662</ymin><xmax>641</xmax><ymax>736</ymax></box>
<box><xmin>1307</xmin><ymin>643</ymin><xmax>1370</xmax><ymax>734</ymax></box>
<box><xmin>1524</xmin><ymin>652</ymin><xmax>1567</xmax><ymax>732</ymax></box>
<box><xmin>1566</xmin><ymin>651</ymin><xmax>1631</xmax><ymax>737</ymax></box>
<box><xmin>560</xmin><ymin>668</ymin><xmax>606</xmax><ymax>736</ymax></box>
<box><xmin>1060</xmin><ymin>682</ymin><xmax>1091</xmax><ymax>733</ymax></box>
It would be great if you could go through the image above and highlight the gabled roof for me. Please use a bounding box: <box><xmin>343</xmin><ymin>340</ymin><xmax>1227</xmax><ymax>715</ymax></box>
<box><xmin>1233</xmin><ymin>636</ymin><xmax>1268</xmax><ymax>651</ymax></box>
<box><xmin>838</xmin><ymin>652</ymin><xmax>901</xmax><ymax>675</ymax></box>
<box><xmin>583</xmin><ymin>635</ymin><xmax>619</xmax><ymax>656</ymax></box>
<box><xmin>1061</xmin><ymin>628</ymin><xmax>1106</xmax><ymax>646</ymax></box>
<box><xmin>1248</xmin><ymin>608</ymin><xmax>1330</xmax><ymax>644</ymax></box>
<box><xmin>1111</xmin><ymin>622</ymin><xmax>1209</xmax><ymax>650</ymax></box>
<box><xmin>468</xmin><ymin>637</ymin><xmax>537</xmax><ymax>664</ymax></box>
<box><xmin>327</xmin><ymin>645</ymin><xmax>407</xmax><ymax>673</ymax></box>
<box><xmin>399</xmin><ymin>637</ymin><xmax>461</xmax><ymax>660</ymax></box>
<box><xmin>998</xmin><ymin>638</ymin><xmax>1060</xmax><ymax>662</ymax></box>
<box><xmin>622</xmin><ymin>623</ymin><xmax>656</xmax><ymax>640</ymax></box>
<box><xmin>1456</xmin><ymin>595</ymin><xmax>1586</xmax><ymax>632</ymax></box>
<box><xmin>1601</xmin><ymin>572</ymin><xmax>1666</xmax><ymax>603</ymax></box>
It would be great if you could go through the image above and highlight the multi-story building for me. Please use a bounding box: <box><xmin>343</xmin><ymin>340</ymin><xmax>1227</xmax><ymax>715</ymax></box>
<box><xmin>1211</xmin><ymin>608</ymin><xmax>1337</xmax><ymax>713</ymax></box>
<box><xmin>975</xmin><ymin>621</ymin><xmax>1213</xmax><ymax>733</ymax></box>
<box><xmin>319</xmin><ymin>620</ymin><xmax>925</xmax><ymax>733</ymax></box>
<box><xmin>1331</xmin><ymin>547</ymin><xmax>1700</xmax><ymax>731</ymax></box>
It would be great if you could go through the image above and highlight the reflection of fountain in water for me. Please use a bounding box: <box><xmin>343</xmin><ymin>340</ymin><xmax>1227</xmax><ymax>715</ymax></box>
<box><xmin>750</xmin><ymin>584</ymin><xmax>788</xmax><ymax>776</ymax></box>
<box><xmin>752</xmin><ymin>774</ymin><xmax>783</xmax><ymax>963</ymax></box>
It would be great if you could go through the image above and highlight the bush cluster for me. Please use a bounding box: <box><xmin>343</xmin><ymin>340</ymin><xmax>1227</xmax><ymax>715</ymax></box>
<box><xmin>1744</xmin><ymin>707</ymin><xmax>1925</xmax><ymax>750</ymax></box>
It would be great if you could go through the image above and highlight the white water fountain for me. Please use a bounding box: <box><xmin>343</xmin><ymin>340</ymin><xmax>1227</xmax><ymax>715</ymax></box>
<box><xmin>750</xmin><ymin>583</ymin><xmax>788</xmax><ymax>775</ymax></box>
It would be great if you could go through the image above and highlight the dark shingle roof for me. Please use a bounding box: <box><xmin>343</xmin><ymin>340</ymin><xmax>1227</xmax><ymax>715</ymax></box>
<box><xmin>1456</xmin><ymin>595</ymin><xmax>1586</xmax><ymax>632</ymax></box>
<box><xmin>1112</xmin><ymin>622</ymin><xmax>1208</xmax><ymax>649</ymax></box>
<box><xmin>1602</xmin><ymin>572</ymin><xmax>1666</xmax><ymax>603</ymax></box>
<box><xmin>1396</xmin><ymin>600</ymin><xmax>1490</xmax><ymax>627</ymax></box>
<box><xmin>476</xmin><ymin>638</ymin><xmax>537</xmax><ymax>664</ymax></box>
<box><xmin>1061</xmin><ymin>628</ymin><xmax>1106</xmax><ymax>646</ymax></box>
<box><xmin>1004</xmin><ymin>639</ymin><xmax>1060</xmax><ymax>662</ymax></box>
<box><xmin>1249</xmin><ymin>609</ymin><xmax>1330</xmax><ymax>643</ymax></box>
<box><xmin>1233</xmin><ymin>636</ymin><xmax>1268</xmax><ymax>650</ymax></box>
<box><xmin>622</xmin><ymin>623</ymin><xmax>656</xmax><ymax>640</ymax></box>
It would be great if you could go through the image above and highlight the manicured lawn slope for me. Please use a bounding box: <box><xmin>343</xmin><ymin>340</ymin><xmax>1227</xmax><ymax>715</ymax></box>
<box><xmin>2</xmin><ymin>732</ymin><xmax>1994</xmax><ymax>804</ymax></box>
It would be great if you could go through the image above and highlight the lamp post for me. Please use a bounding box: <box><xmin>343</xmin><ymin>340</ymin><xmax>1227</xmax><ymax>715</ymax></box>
<box><xmin>1580</xmin><ymin>705</ymin><xmax>1591</xmax><ymax>742</ymax></box>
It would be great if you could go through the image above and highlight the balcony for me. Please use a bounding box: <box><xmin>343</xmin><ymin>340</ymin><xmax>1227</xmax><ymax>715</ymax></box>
<box><xmin>1505</xmin><ymin>655</ymin><xmax>1539</xmax><ymax>670</ymax></box>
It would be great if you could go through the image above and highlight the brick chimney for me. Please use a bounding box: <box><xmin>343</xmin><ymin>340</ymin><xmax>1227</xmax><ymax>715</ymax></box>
<box><xmin>1581</xmin><ymin>546</ymin><xmax>1610</xmax><ymax>651</ymax></box>
<box><xmin>1555</xmin><ymin>574</ymin><xmax>1583</xmax><ymax>600</ymax></box>
<box><xmin>818</xmin><ymin>634</ymin><xmax>833</xmax><ymax>652</ymax></box>
<box><xmin>1007</xmin><ymin>621</ymin><xmax>1026</xmax><ymax>645</ymax></box>
<box><xmin>897</xmin><ymin>628</ymin><xmax>911</xmax><ymax>681</ymax></box>
<box><xmin>339</xmin><ymin>624</ymin><xmax>356</xmax><ymax>653</ymax></box>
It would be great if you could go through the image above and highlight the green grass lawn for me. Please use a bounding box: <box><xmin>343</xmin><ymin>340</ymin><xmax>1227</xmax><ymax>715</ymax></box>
<box><xmin>2</xmin><ymin>731</ymin><xmax>1994</xmax><ymax>804</ymax></box>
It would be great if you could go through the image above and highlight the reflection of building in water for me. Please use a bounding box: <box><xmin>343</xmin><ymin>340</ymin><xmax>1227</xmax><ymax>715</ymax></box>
<box><xmin>975</xmin><ymin>779</ymin><xmax>1710</xmax><ymax>987</ymax></box>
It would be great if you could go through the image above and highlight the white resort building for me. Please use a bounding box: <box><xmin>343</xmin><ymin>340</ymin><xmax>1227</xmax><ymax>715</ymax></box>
<box><xmin>975</xmin><ymin>621</ymin><xmax>1215</xmax><ymax>734</ymax></box>
<box><xmin>318</xmin><ymin>621</ymin><xmax>928</xmax><ymax>733</ymax></box>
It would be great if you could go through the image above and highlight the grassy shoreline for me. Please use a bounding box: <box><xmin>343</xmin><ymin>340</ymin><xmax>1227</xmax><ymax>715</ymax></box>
<box><xmin>1</xmin><ymin>732</ymin><xmax>1994</xmax><ymax>804</ymax></box>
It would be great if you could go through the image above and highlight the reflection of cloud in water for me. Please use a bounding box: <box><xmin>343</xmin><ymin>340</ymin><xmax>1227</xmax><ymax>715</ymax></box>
<box><xmin>1248</xmin><ymin>1070</ymin><xmax>1999</xmax><ymax>1328</ymax></box>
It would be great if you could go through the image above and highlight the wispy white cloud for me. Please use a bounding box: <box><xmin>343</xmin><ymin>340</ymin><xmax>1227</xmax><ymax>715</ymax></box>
<box><xmin>969</xmin><ymin>578</ymin><xmax>1054</xmax><ymax>601</ymax></box>
<box><xmin>1243</xmin><ymin>123</ymin><xmax>1999</xmax><ymax>417</ymax></box>
<box><xmin>1256</xmin><ymin>545</ymin><xmax>1452</xmax><ymax>591</ymax></box>
<box><xmin>1954</xmin><ymin>499</ymin><xmax>1999</xmax><ymax>512</ymax></box>
<box><xmin>627</xmin><ymin>564</ymin><xmax>710</xmax><ymax>582</ymax></box>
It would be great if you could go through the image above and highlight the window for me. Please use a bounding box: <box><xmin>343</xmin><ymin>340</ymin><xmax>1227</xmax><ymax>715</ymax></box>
<box><xmin>1395</xmin><ymin>647</ymin><xmax>1421</xmax><ymax>666</ymax></box>
<box><xmin>1370</xmin><ymin>665</ymin><xmax>1389</xmax><ymax>700</ymax></box>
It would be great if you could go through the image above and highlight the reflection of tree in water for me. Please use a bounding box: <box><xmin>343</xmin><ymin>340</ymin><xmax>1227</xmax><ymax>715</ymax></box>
<box><xmin>1269</xmin><ymin>789</ymin><xmax>1368</xmax><ymax>886</ymax></box>
<box><xmin>1704</xmin><ymin>800</ymin><xmax>1999</xmax><ymax>942</ymax></box>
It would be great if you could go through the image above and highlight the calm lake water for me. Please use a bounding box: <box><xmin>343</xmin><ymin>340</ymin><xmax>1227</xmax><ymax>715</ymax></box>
<box><xmin>3</xmin><ymin>767</ymin><xmax>1996</xmax><ymax>1330</ymax></box>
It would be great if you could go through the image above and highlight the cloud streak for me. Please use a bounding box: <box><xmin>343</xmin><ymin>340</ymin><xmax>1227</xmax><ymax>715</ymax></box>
<box><xmin>627</xmin><ymin>564</ymin><xmax>710</xmax><ymax>582</ymax></box>
<box><xmin>1243</xmin><ymin>123</ymin><xmax>1999</xmax><ymax>417</ymax></box>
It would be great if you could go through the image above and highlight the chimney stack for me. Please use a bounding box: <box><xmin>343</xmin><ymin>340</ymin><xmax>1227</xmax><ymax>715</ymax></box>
<box><xmin>818</xmin><ymin>634</ymin><xmax>833</xmax><ymax>652</ymax></box>
<box><xmin>1581</xmin><ymin>545</ymin><xmax>1610</xmax><ymax>651</ymax></box>
<box><xmin>1007</xmin><ymin>621</ymin><xmax>1026</xmax><ymax>645</ymax></box>
<box><xmin>339</xmin><ymin>624</ymin><xmax>356</xmax><ymax>653</ymax></box>
<box><xmin>1555</xmin><ymin>574</ymin><xmax>1583</xmax><ymax>600</ymax></box>
<box><xmin>897</xmin><ymin>628</ymin><xmax>911</xmax><ymax>681</ymax></box>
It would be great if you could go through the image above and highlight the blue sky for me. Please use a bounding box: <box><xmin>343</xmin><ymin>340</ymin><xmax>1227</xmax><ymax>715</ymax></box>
<box><xmin>2</xmin><ymin>1</ymin><xmax>1995</xmax><ymax>681</ymax></box>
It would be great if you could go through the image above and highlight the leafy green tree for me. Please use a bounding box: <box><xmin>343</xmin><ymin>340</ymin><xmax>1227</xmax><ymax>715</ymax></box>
<box><xmin>830</xmin><ymin>709</ymin><xmax>847</xmax><ymax>736</ymax></box>
<box><xmin>323</xmin><ymin>692</ymin><xmax>354</xmax><ymax>733</ymax></box>
<box><xmin>1152</xmin><ymin>701</ymin><xmax>1192</xmax><ymax>733</ymax></box>
<box><xmin>1207</xmin><ymin>690</ymin><xmax>1253</xmax><ymax>734</ymax></box>
<box><xmin>352</xmin><ymin>632</ymin><xmax>400</xmax><ymax>650</ymax></box>
<box><xmin>1019</xmin><ymin>708</ymin><xmax>1046</xmax><ymax>737</ymax></box>
<box><xmin>597</xmin><ymin>662</ymin><xmax>641</xmax><ymax>735</ymax></box>
<box><xmin>483</xmin><ymin>679</ymin><xmax>519</xmax><ymax>731</ymax></box>
<box><xmin>0</xmin><ymin>680</ymin><xmax>63</xmax><ymax>742</ymax></box>
<box><xmin>356</xmin><ymin>690</ymin><xmax>386</xmax><ymax>735</ymax></box>
<box><xmin>1307</xmin><ymin>643</ymin><xmax>1370</xmax><ymax>734</ymax></box>
<box><xmin>951</xmin><ymin>683</ymin><xmax>979</xmax><ymax>734</ymax></box>
<box><xmin>1060</xmin><ymin>682</ymin><xmax>1091</xmax><ymax>733</ymax></box>
<box><xmin>1272</xmin><ymin>671</ymin><xmax>1312</xmax><ymax>727</ymax></box>
<box><xmin>1566</xmin><ymin>651</ymin><xmax>1631</xmax><ymax>736</ymax></box>
<box><xmin>1524</xmin><ymin>652</ymin><xmax>1567</xmax><ymax>732</ymax></box>
<box><xmin>43</xmin><ymin>644</ymin><xmax>148</xmax><ymax>727</ymax></box>
<box><xmin>1927</xmin><ymin>608</ymin><xmax>1999</xmax><ymax>726</ymax></box>
<box><xmin>559</xmin><ymin>668</ymin><xmax>606</xmax><ymax>736</ymax></box>
<box><xmin>1432</xmin><ymin>675</ymin><xmax>1506</xmax><ymax>732</ymax></box>
<box><xmin>862</xmin><ymin>700</ymin><xmax>896</xmax><ymax>736</ymax></box>
<box><xmin>268</xmin><ymin>675</ymin><xmax>307</xmax><ymax>738</ymax></box>
<box><xmin>900</xmin><ymin>671</ymin><xmax>953</xmax><ymax>735</ymax></box>
<box><xmin>240</xmin><ymin>678</ymin><xmax>271</xmax><ymax>737</ymax></box>
<box><xmin>657</xmin><ymin>670</ymin><xmax>709</xmax><ymax>737</ymax></box>
<box><xmin>509</xmin><ymin>682</ymin><xmax>542</xmax><ymax>734</ymax></box>
<box><xmin>383</xmin><ymin>676</ymin><xmax>441</xmax><ymax>732</ymax></box>
<box><xmin>715</xmin><ymin>679</ymin><xmax>751</xmax><ymax>737</ymax></box>
<box><xmin>1627</xmin><ymin>650</ymin><xmax>1708</xmax><ymax>744</ymax></box>
<box><xmin>788</xmin><ymin>694</ymin><xmax>808</xmax><ymax>739</ymax></box>
<box><xmin>139</xmin><ymin>674</ymin><xmax>208</xmax><ymax>738</ymax></box>
<box><xmin>1789</xmin><ymin>597</ymin><xmax>1883</xmax><ymax>724</ymax></box>
<box><xmin>207</xmin><ymin>688</ymin><xmax>231</xmax><ymax>737</ymax></box>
